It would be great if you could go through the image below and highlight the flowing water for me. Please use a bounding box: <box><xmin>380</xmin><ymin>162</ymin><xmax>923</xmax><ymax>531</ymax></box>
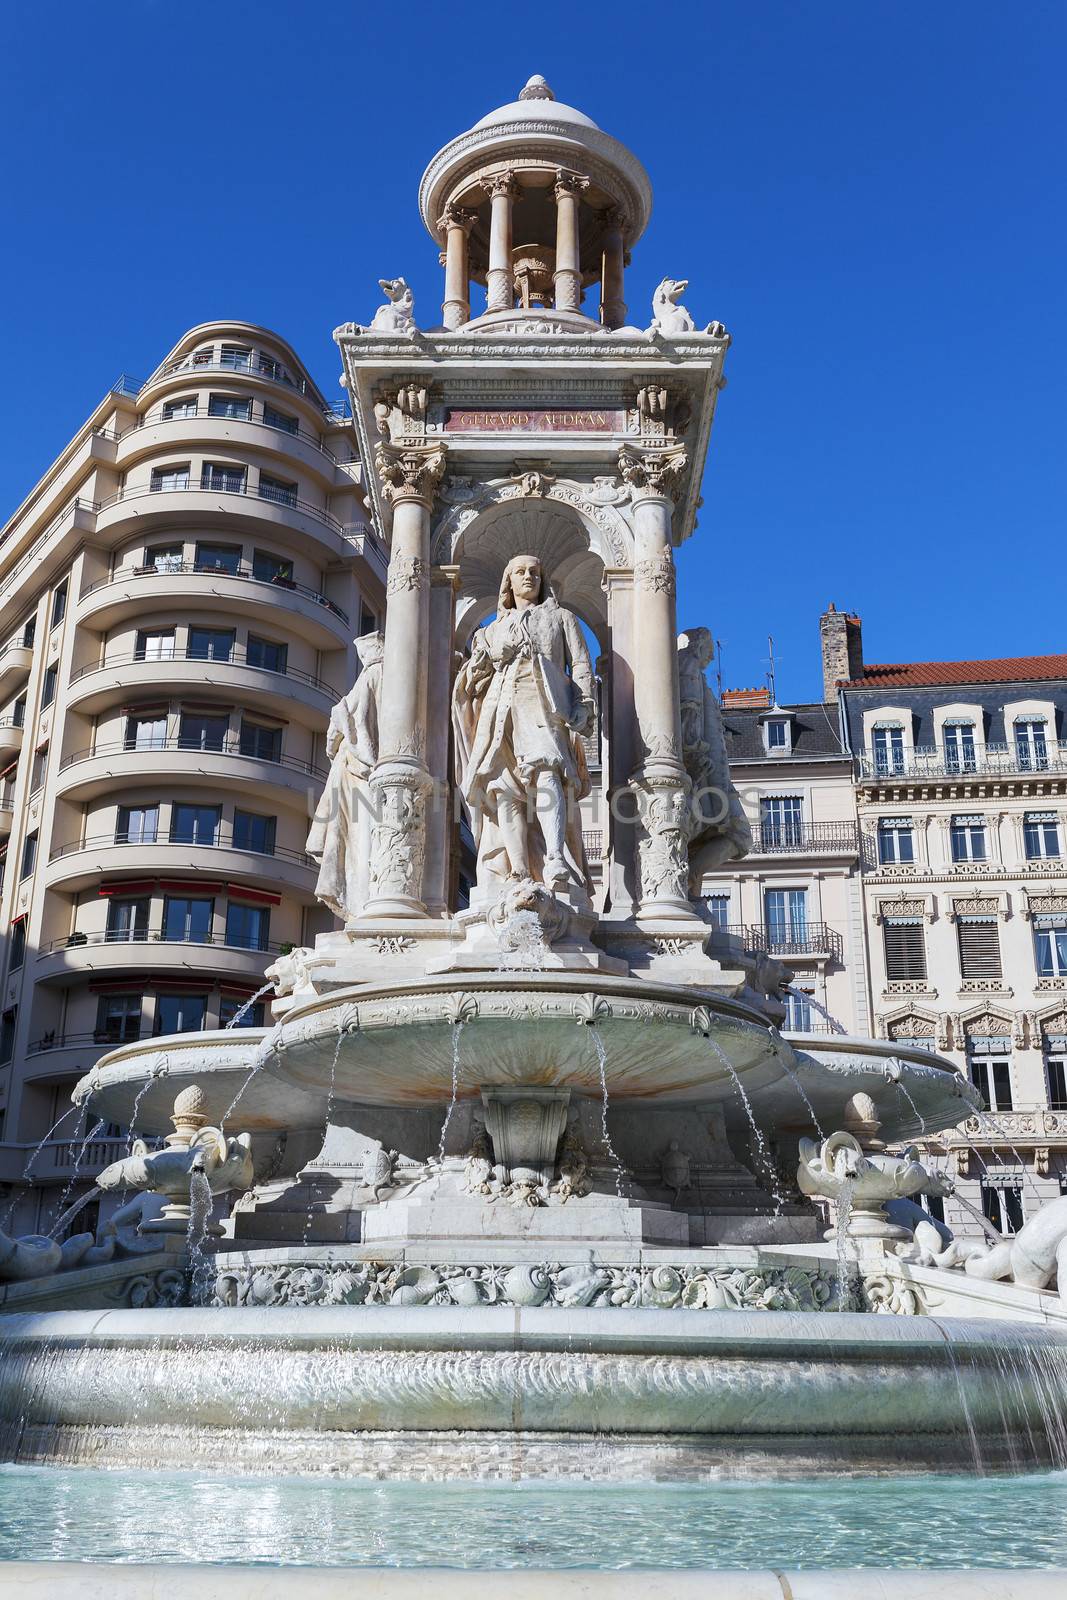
<box><xmin>302</xmin><ymin>1031</ymin><xmax>346</xmax><ymax>1248</ymax></box>
<box><xmin>44</xmin><ymin>1185</ymin><xmax>102</xmax><ymax>1242</ymax></box>
<box><xmin>704</xmin><ymin>1039</ymin><xmax>784</xmax><ymax>1215</ymax></box>
<box><xmin>436</xmin><ymin>1024</ymin><xmax>463</xmax><ymax>1168</ymax></box>
<box><xmin>590</xmin><ymin>1027</ymin><xmax>625</xmax><ymax>1198</ymax></box>
<box><xmin>41</xmin><ymin>1117</ymin><xmax>107</xmax><ymax>1238</ymax></box>
<box><xmin>777</xmin><ymin>1054</ymin><xmax>826</xmax><ymax>1139</ymax></box>
<box><xmin>185</xmin><ymin>1167</ymin><xmax>213</xmax><ymax>1304</ymax></box>
<box><xmin>223</xmin><ymin>982</ymin><xmax>276</xmax><ymax>1030</ymax></box>
<box><xmin>3</xmin><ymin>1466</ymin><xmax>1067</xmax><ymax>1567</ymax></box>
<box><xmin>0</xmin><ymin>1104</ymin><xmax>84</xmax><ymax>1232</ymax></box>
<box><xmin>784</xmin><ymin>985</ymin><xmax>847</xmax><ymax>1035</ymax></box>
<box><xmin>833</xmin><ymin>1175</ymin><xmax>857</xmax><ymax>1310</ymax></box>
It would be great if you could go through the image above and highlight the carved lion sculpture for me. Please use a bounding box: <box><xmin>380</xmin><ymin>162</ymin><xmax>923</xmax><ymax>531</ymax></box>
<box><xmin>369</xmin><ymin>277</ymin><xmax>416</xmax><ymax>334</ymax></box>
<box><xmin>650</xmin><ymin>278</ymin><xmax>696</xmax><ymax>336</ymax></box>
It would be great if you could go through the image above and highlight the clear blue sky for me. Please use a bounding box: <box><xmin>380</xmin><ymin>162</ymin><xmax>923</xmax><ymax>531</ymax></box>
<box><xmin>2</xmin><ymin>2</ymin><xmax>1063</xmax><ymax>700</ymax></box>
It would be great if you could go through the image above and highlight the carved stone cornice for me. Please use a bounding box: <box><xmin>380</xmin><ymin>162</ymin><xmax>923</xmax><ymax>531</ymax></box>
<box><xmin>374</xmin><ymin>443</ymin><xmax>447</xmax><ymax>508</ymax></box>
<box><xmin>617</xmin><ymin>445</ymin><xmax>687</xmax><ymax>502</ymax></box>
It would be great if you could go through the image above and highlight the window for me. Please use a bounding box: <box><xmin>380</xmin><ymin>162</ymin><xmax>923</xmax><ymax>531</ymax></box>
<box><xmin>208</xmin><ymin>393</ymin><xmax>252</xmax><ymax>421</ymax></box>
<box><xmin>146</xmin><ymin>544</ymin><xmax>184</xmax><ymax>573</ymax></box>
<box><xmin>883</xmin><ymin>917</ymin><xmax>927</xmax><ymax>982</ymax></box>
<box><xmin>239</xmin><ymin>721</ymin><xmax>281</xmax><ymax>762</ymax></box>
<box><xmin>178</xmin><ymin>713</ymin><xmax>228</xmax><ymax>752</ymax></box>
<box><xmin>41</xmin><ymin>664</ymin><xmax>58</xmax><ymax>708</ymax></box>
<box><xmin>225</xmin><ymin>900</ymin><xmax>270</xmax><ymax>951</ymax></box>
<box><xmin>950</xmin><ymin>814</ymin><xmax>987</xmax><ymax>863</ymax></box>
<box><xmin>187</xmin><ymin>627</ymin><xmax>234</xmax><ymax>663</ymax></box>
<box><xmin>1046</xmin><ymin>1051</ymin><xmax>1067</xmax><ymax>1111</ymax></box>
<box><xmin>878</xmin><ymin>816</ymin><xmax>915</xmax><ymax>866</ymax></box>
<box><xmin>358</xmin><ymin>604</ymin><xmax>378</xmax><ymax>637</ymax></box>
<box><xmin>1015</xmin><ymin>719</ymin><xmax>1049</xmax><ymax>772</ymax></box>
<box><xmin>50</xmin><ymin>582</ymin><xmax>68</xmax><ymax>629</ymax></box>
<box><xmin>135</xmin><ymin>629</ymin><xmax>175</xmax><ymax>662</ymax></box>
<box><xmin>21</xmin><ymin>618</ymin><xmax>35</xmax><ymax>649</ymax></box>
<box><xmin>30</xmin><ymin>745</ymin><xmax>47</xmax><ymax>792</ymax></box>
<box><xmin>194</xmin><ymin>542</ymin><xmax>241</xmax><ymax>575</ymax></box>
<box><xmin>116</xmin><ymin>805</ymin><xmax>159</xmax><ymax>845</ymax></box>
<box><xmin>169</xmin><ymin>804</ymin><xmax>220</xmax><ymax>846</ymax></box>
<box><xmin>219</xmin><ymin>345</ymin><xmax>252</xmax><ymax>372</ymax></box>
<box><xmin>760</xmin><ymin>796</ymin><xmax>803</xmax><ymax>848</ymax></box>
<box><xmin>0</xmin><ymin>1008</ymin><xmax>16</xmax><ymax>1063</ymax></box>
<box><xmin>957</xmin><ymin>917</ymin><xmax>1002</xmax><ymax>981</ymax></box>
<box><xmin>162</xmin><ymin>396</ymin><xmax>197</xmax><ymax>421</ymax></box>
<box><xmin>982</xmin><ymin>1181</ymin><xmax>1024</xmax><ymax>1236</ymax></box>
<box><xmin>105</xmin><ymin>897</ymin><xmax>150</xmax><ymax>942</ymax></box>
<box><xmin>872</xmin><ymin>725</ymin><xmax>905</xmax><ymax>776</ymax></box>
<box><xmin>257</xmin><ymin>354</ymin><xmax>289</xmax><ymax>382</ymax></box>
<box><xmin>969</xmin><ymin>1044</ymin><xmax>1013</xmax><ymax>1111</ymax></box>
<box><xmin>220</xmin><ymin>996</ymin><xmax>265</xmax><ymax>1028</ymax></box>
<box><xmin>9</xmin><ymin>919</ymin><xmax>25</xmax><ymax>971</ymax></box>
<box><xmin>263</xmin><ymin>404</ymin><xmax>298</xmax><ymax>436</ymax></box>
<box><xmin>1024</xmin><ymin>812</ymin><xmax>1060</xmax><ymax>860</ymax></box>
<box><xmin>12</xmin><ymin>696</ymin><xmax>26</xmax><ymax>729</ymax></box>
<box><xmin>943</xmin><ymin>721</ymin><xmax>976</xmax><ymax>773</ymax></box>
<box><xmin>201</xmin><ymin>462</ymin><xmax>246</xmax><ymax>494</ymax></box>
<box><xmin>764</xmin><ymin>717</ymin><xmax>790</xmax><ymax>755</ymax></box>
<box><xmin>1035</xmin><ymin>917</ymin><xmax>1067</xmax><ymax>979</ymax></box>
<box><xmin>246</xmin><ymin>635</ymin><xmax>287</xmax><ymax>673</ymax></box>
<box><xmin>19</xmin><ymin>831</ymin><xmax>38</xmax><ymax>879</ymax></box>
<box><xmin>96</xmin><ymin>993</ymin><xmax>142</xmax><ymax>1043</ymax></box>
<box><xmin>150</xmin><ymin>464</ymin><xmax>190</xmax><ymax>493</ymax></box>
<box><xmin>125</xmin><ymin>712</ymin><xmax>168</xmax><ymax>751</ymax></box>
<box><xmin>162</xmin><ymin>896</ymin><xmax>214</xmax><ymax>944</ymax></box>
<box><xmin>155</xmin><ymin>993</ymin><xmax>208</xmax><ymax>1035</ymax></box>
<box><xmin>233</xmin><ymin>810</ymin><xmax>276</xmax><ymax>854</ymax></box>
<box><xmin>704</xmin><ymin>892</ymin><xmax>730</xmax><ymax>930</ymax></box>
<box><xmin>252</xmin><ymin>550</ymin><xmax>294</xmax><ymax>585</ymax></box>
<box><xmin>259</xmin><ymin>474</ymin><xmax>297</xmax><ymax>508</ymax></box>
<box><xmin>765</xmin><ymin>888</ymin><xmax>808</xmax><ymax>945</ymax></box>
<box><xmin>784</xmin><ymin>988</ymin><xmax>812</xmax><ymax>1031</ymax></box>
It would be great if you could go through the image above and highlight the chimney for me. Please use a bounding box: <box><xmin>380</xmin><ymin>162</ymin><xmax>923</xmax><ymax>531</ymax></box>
<box><xmin>721</xmin><ymin>686</ymin><xmax>771</xmax><ymax>709</ymax></box>
<box><xmin>819</xmin><ymin>604</ymin><xmax>863</xmax><ymax>702</ymax></box>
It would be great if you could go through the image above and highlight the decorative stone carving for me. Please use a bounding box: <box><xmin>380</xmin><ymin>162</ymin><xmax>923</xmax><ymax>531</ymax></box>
<box><xmin>552</xmin><ymin>1123</ymin><xmax>593</xmax><ymax>1202</ymax></box>
<box><xmin>306</xmin><ymin>630</ymin><xmax>384</xmax><ymax>922</ymax></box>
<box><xmin>634</xmin><ymin>383</ymin><xmax>691</xmax><ymax>440</ymax></box>
<box><xmin>617</xmin><ymin>444</ymin><xmax>687</xmax><ymax>501</ymax></box>
<box><xmin>797</xmin><ymin>1129</ymin><xmax>947</xmax><ymax>1241</ymax></box>
<box><xmin>485</xmin><ymin>878</ymin><xmax>570</xmax><ymax>953</ymax></box>
<box><xmin>265</xmin><ymin>945</ymin><xmax>314</xmax><ymax>999</ymax></box>
<box><xmin>677</xmin><ymin>627</ymin><xmax>752</xmax><ymax>882</ymax></box>
<box><xmin>360</xmin><ymin>1144</ymin><xmax>400</xmax><ymax>1201</ymax></box>
<box><xmin>370</xmin><ymin>935</ymin><xmax>416</xmax><ymax>956</ymax></box>
<box><xmin>650</xmin><ymin>277</ymin><xmax>696</xmax><ymax>335</ymax></box>
<box><xmin>634</xmin><ymin>777</ymin><xmax>691</xmax><ymax>906</ymax></box>
<box><xmin>634</xmin><ymin>549</ymin><xmax>676</xmax><ymax>594</ymax></box>
<box><xmin>368</xmin><ymin>278</ymin><xmax>416</xmax><ymax>335</ymax></box>
<box><xmin>660</xmin><ymin>1140</ymin><xmax>692</xmax><ymax>1203</ymax></box>
<box><xmin>374</xmin><ymin>443</ymin><xmax>447</xmax><ymax>506</ymax></box>
<box><xmin>374</xmin><ymin>380</ymin><xmax>432</xmax><ymax>441</ymax></box>
<box><xmin>386</xmin><ymin>554</ymin><xmax>427</xmax><ymax>595</ymax></box>
<box><xmin>368</xmin><ymin>773</ymin><xmax>429</xmax><ymax>906</ymax></box>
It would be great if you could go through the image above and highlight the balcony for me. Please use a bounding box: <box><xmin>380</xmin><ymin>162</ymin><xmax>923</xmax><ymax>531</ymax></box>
<box><xmin>0</xmin><ymin>1136</ymin><xmax>128</xmax><ymax>1185</ymax></box>
<box><xmin>749</xmin><ymin>821</ymin><xmax>861</xmax><ymax>856</ymax></box>
<box><xmin>35</xmin><ymin>927</ymin><xmax>289</xmax><ymax>988</ymax></box>
<box><xmin>116</xmin><ymin>404</ymin><xmax>345</xmax><ymax>466</ymax></box>
<box><xmin>93</xmin><ymin>482</ymin><xmax>346</xmax><ymax>541</ymax></box>
<box><xmin>0</xmin><ymin>799</ymin><xmax>13</xmax><ymax>837</ymax></box>
<box><xmin>713</xmin><ymin>922</ymin><xmax>844</xmax><ymax>964</ymax></box>
<box><xmin>934</xmin><ymin>1105</ymin><xmax>1067</xmax><ymax>1149</ymax></box>
<box><xmin>0</xmin><ymin>718</ymin><xmax>24</xmax><ymax>762</ymax></box>
<box><xmin>45</xmin><ymin>831</ymin><xmax>317</xmax><ymax>897</ymax></box>
<box><xmin>66</xmin><ymin>647</ymin><xmax>340</xmax><ymax>722</ymax></box>
<box><xmin>55</xmin><ymin>736</ymin><xmax>326</xmax><ymax>805</ymax></box>
<box><xmin>858</xmin><ymin>744</ymin><xmax>1067</xmax><ymax>783</ymax></box>
<box><xmin>0</xmin><ymin>642</ymin><xmax>33</xmax><ymax>693</ymax></box>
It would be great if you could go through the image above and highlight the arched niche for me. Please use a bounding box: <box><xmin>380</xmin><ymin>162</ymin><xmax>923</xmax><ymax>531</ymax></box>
<box><xmin>449</xmin><ymin>497</ymin><xmax>611</xmax><ymax>652</ymax></box>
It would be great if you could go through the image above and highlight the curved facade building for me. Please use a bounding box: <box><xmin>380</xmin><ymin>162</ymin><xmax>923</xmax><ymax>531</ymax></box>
<box><xmin>0</xmin><ymin>322</ymin><xmax>384</xmax><ymax>1233</ymax></box>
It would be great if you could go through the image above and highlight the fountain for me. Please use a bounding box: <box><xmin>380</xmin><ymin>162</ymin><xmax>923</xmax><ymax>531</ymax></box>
<box><xmin>3</xmin><ymin>78</ymin><xmax>1067</xmax><ymax>1559</ymax></box>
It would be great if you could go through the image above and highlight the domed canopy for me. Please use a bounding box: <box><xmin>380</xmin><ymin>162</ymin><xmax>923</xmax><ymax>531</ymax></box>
<box><xmin>473</xmin><ymin>75</ymin><xmax>600</xmax><ymax>133</ymax></box>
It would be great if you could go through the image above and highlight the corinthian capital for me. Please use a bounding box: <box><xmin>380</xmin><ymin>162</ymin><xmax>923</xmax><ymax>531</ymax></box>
<box><xmin>554</xmin><ymin>169</ymin><xmax>589</xmax><ymax>202</ymax></box>
<box><xmin>374</xmin><ymin>443</ymin><xmax>447</xmax><ymax>507</ymax></box>
<box><xmin>617</xmin><ymin>445</ymin><xmax>688</xmax><ymax>502</ymax></box>
<box><xmin>480</xmin><ymin>170</ymin><xmax>520</xmax><ymax>201</ymax></box>
<box><xmin>438</xmin><ymin>204</ymin><xmax>479</xmax><ymax>235</ymax></box>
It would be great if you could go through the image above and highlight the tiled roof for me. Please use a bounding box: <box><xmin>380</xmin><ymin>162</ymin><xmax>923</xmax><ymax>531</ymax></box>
<box><xmin>723</xmin><ymin>702</ymin><xmax>846</xmax><ymax>760</ymax></box>
<box><xmin>844</xmin><ymin>654</ymin><xmax>1067</xmax><ymax>690</ymax></box>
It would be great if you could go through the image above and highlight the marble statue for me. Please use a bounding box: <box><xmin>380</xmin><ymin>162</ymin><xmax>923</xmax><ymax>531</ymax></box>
<box><xmin>452</xmin><ymin>554</ymin><xmax>595</xmax><ymax>899</ymax></box>
<box><xmin>650</xmin><ymin>278</ymin><xmax>696</xmax><ymax>335</ymax></box>
<box><xmin>908</xmin><ymin>1195</ymin><xmax>1067</xmax><ymax>1307</ymax></box>
<box><xmin>306</xmin><ymin>631</ymin><xmax>384</xmax><ymax>921</ymax></box>
<box><xmin>369</xmin><ymin>277</ymin><xmax>416</xmax><ymax>334</ymax></box>
<box><xmin>677</xmin><ymin>628</ymin><xmax>752</xmax><ymax>884</ymax></box>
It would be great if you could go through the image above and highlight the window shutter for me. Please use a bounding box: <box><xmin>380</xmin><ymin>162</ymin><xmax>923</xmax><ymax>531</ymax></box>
<box><xmin>958</xmin><ymin>917</ymin><xmax>1002</xmax><ymax>980</ymax></box>
<box><xmin>883</xmin><ymin>918</ymin><xmax>927</xmax><ymax>981</ymax></box>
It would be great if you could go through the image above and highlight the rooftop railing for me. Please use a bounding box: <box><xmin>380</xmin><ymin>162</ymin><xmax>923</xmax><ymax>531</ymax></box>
<box><xmin>69</xmin><ymin>647</ymin><xmax>341</xmax><ymax>699</ymax></box>
<box><xmin>859</xmin><ymin>744</ymin><xmax>1067</xmax><ymax>781</ymax></box>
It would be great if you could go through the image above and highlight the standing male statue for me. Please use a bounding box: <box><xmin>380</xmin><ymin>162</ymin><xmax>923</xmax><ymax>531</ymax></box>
<box><xmin>677</xmin><ymin>627</ymin><xmax>752</xmax><ymax>884</ymax></box>
<box><xmin>452</xmin><ymin>554</ymin><xmax>595</xmax><ymax>900</ymax></box>
<box><xmin>306</xmin><ymin>630</ymin><xmax>384</xmax><ymax>921</ymax></box>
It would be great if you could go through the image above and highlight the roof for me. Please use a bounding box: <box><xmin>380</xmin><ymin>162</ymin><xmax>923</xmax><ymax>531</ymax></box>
<box><xmin>843</xmin><ymin>653</ymin><xmax>1067</xmax><ymax>690</ymax></box>
<box><xmin>722</xmin><ymin>702</ymin><xmax>847</xmax><ymax>761</ymax></box>
<box><xmin>721</xmin><ymin>686</ymin><xmax>771</xmax><ymax>709</ymax></box>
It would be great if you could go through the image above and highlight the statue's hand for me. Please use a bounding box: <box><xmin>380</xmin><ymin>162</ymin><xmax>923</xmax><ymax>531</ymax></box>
<box><xmin>569</xmin><ymin>699</ymin><xmax>594</xmax><ymax>736</ymax></box>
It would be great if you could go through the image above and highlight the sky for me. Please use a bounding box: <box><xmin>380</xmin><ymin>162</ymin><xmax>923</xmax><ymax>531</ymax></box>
<box><xmin>1</xmin><ymin>1</ymin><xmax>1063</xmax><ymax>702</ymax></box>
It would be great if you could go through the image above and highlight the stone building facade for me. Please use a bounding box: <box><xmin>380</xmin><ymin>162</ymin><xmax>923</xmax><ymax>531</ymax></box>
<box><xmin>0</xmin><ymin>322</ymin><xmax>383</xmax><ymax>1234</ymax></box>
<box><xmin>828</xmin><ymin>612</ymin><xmax>1067</xmax><ymax>1236</ymax></box>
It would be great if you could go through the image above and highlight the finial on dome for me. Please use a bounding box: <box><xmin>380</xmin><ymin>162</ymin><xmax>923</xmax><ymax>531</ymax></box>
<box><xmin>518</xmin><ymin>74</ymin><xmax>555</xmax><ymax>102</ymax></box>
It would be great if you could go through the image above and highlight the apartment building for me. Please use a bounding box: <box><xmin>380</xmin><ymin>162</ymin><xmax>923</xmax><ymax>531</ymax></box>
<box><xmin>0</xmin><ymin>322</ymin><xmax>385</xmax><ymax>1235</ymax></box>
<box><xmin>827</xmin><ymin>607</ymin><xmax>1067</xmax><ymax>1236</ymax></box>
<box><xmin>704</xmin><ymin>684</ymin><xmax>870</xmax><ymax>1038</ymax></box>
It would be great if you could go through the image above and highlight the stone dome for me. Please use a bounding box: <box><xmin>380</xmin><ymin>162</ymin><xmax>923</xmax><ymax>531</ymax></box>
<box><xmin>473</xmin><ymin>76</ymin><xmax>601</xmax><ymax>133</ymax></box>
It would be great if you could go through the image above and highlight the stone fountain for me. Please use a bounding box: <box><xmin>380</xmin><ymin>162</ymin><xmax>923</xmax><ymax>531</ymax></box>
<box><xmin>3</xmin><ymin>76</ymin><xmax>1067</xmax><ymax>1482</ymax></box>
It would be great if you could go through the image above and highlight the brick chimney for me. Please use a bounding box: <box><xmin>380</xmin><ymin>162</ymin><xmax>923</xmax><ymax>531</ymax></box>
<box><xmin>819</xmin><ymin>604</ymin><xmax>863</xmax><ymax>701</ymax></box>
<box><xmin>721</xmin><ymin>686</ymin><xmax>771</xmax><ymax>709</ymax></box>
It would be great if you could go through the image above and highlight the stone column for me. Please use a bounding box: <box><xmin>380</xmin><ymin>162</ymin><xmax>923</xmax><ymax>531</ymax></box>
<box><xmin>422</xmin><ymin>564</ymin><xmax>460</xmax><ymax>914</ymax></box>
<box><xmin>361</xmin><ymin>444</ymin><xmax>446</xmax><ymax>920</ymax></box>
<box><xmin>602</xmin><ymin>568</ymin><xmax>638</xmax><ymax>917</ymax></box>
<box><xmin>482</xmin><ymin>172</ymin><xmax>519</xmax><ymax>314</ymax></box>
<box><xmin>617</xmin><ymin>446</ymin><xmax>692</xmax><ymax>920</ymax></box>
<box><xmin>553</xmin><ymin>170</ymin><xmax>587</xmax><ymax>312</ymax></box>
<box><xmin>600</xmin><ymin>207</ymin><xmax>627</xmax><ymax>329</ymax></box>
<box><xmin>439</xmin><ymin>205</ymin><xmax>478</xmax><ymax>331</ymax></box>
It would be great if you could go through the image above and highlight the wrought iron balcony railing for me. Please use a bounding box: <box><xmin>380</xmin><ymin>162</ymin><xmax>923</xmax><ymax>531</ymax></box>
<box><xmin>749</xmin><ymin>821</ymin><xmax>861</xmax><ymax>855</ymax></box>
<box><xmin>859</xmin><ymin>744</ymin><xmax>1067</xmax><ymax>782</ymax></box>
<box><xmin>710</xmin><ymin>922</ymin><xmax>844</xmax><ymax>963</ymax></box>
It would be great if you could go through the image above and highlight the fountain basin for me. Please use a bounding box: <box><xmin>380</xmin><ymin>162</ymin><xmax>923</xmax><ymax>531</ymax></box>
<box><xmin>1</xmin><ymin>1306</ymin><xmax>1065</xmax><ymax>1478</ymax></box>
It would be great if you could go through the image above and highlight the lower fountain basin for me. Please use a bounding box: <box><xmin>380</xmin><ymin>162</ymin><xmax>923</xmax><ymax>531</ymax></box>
<box><xmin>1</xmin><ymin>1306</ymin><xmax>1064</xmax><ymax>1479</ymax></box>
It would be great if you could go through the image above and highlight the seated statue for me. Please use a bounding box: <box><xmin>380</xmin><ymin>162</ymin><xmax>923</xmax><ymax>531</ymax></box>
<box><xmin>452</xmin><ymin>554</ymin><xmax>594</xmax><ymax>902</ymax></box>
<box><xmin>306</xmin><ymin>631</ymin><xmax>384</xmax><ymax>921</ymax></box>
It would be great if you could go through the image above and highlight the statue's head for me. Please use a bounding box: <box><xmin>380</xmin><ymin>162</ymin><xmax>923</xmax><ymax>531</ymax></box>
<box><xmin>681</xmin><ymin>627</ymin><xmax>714</xmax><ymax>668</ymax></box>
<box><xmin>498</xmin><ymin>553</ymin><xmax>544</xmax><ymax>610</ymax></box>
<box><xmin>355</xmin><ymin>630</ymin><xmax>385</xmax><ymax>669</ymax></box>
<box><xmin>656</xmin><ymin>277</ymin><xmax>688</xmax><ymax>306</ymax></box>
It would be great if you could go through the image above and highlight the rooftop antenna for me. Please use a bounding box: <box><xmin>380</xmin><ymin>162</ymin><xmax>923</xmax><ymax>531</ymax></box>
<box><xmin>715</xmin><ymin>638</ymin><xmax>724</xmax><ymax>701</ymax></box>
<box><xmin>765</xmin><ymin>634</ymin><xmax>780</xmax><ymax>707</ymax></box>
